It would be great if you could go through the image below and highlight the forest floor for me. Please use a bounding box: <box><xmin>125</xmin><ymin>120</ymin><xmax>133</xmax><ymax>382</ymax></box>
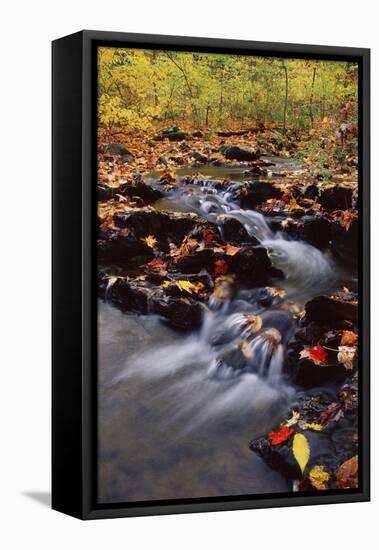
<box><xmin>97</xmin><ymin>123</ymin><xmax>359</xmax><ymax>493</ymax></box>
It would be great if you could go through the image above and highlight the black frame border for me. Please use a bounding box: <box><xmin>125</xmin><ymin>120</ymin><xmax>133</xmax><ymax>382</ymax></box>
<box><xmin>53</xmin><ymin>30</ymin><xmax>370</xmax><ymax>520</ymax></box>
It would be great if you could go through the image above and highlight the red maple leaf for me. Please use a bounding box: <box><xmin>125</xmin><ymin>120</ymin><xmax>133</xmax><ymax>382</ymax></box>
<box><xmin>308</xmin><ymin>344</ymin><xmax>328</xmax><ymax>363</ymax></box>
<box><xmin>268</xmin><ymin>425</ymin><xmax>294</xmax><ymax>446</ymax></box>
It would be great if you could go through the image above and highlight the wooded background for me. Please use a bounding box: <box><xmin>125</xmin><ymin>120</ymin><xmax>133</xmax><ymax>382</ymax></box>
<box><xmin>98</xmin><ymin>47</ymin><xmax>358</xmax><ymax>132</ymax></box>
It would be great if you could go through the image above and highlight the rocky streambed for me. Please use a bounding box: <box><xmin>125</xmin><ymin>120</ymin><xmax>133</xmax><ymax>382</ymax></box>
<box><xmin>98</xmin><ymin>154</ymin><xmax>359</xmax><ymax>502</ymax></box>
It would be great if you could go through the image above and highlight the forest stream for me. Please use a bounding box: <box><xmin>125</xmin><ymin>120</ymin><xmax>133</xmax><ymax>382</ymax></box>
<box><xmin>98</xmin><ymin>158</ymin><xmax>356</xmax><ymax>503</ymax></box>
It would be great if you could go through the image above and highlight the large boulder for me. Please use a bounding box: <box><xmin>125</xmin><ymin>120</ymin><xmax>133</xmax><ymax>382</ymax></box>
<box><xmin>249</xmin><ymin>386</ymin><xmax>358</xmax><ymax>487</ymax></box>
<box><xmin>220</xmin><ymin>144</ymin><xmax>259</xmax><ymax>162</ymax></box>
<box><xmin>113</xmin><ymin>209</ymin><xmax>198</xmax><ymax>247</ymax></box>
<box><xmin>98</xmin><ymin>274</ymin><xmax>203</xmax><ymax>331</ymax></box>
<box><xmin>98</xmin><ymin>233</ymin><xmax>154</xmax><ymax>266</ymax></box>
<box><xmin>154</xmin><ymin>125</ymin><xmax>189</xmax><ymax>142</ymax></box>
<box><xmin>281</xmin><ymin>216</ymin><xmax>333</xmax><ymax>249</ymax></box>
<box><xmin>330</xmin><ymin>217</ymin><xmax>358</xmax><ymax>264</ymax></box>
<box><xmin>305</xmin><ymin>295</ymin><xmax>358</xmax><ymax>328</ymax></box>
<box><xmin>102</xmin><ymin>143</ymin><xmax>134</xmax><ymax>161</ymax></box>
<box><xmin>229</xmin><ymin>246</ymin><xmax>281</xmax><ymax>285</ymax></box>
<box><xmin>217</xmin><ymin>217</ymin><xmax>254</xmax><ymax>244</ymax></box>
<box><xmin>318</xmin><ymin>186</ymin><xmax>353</xmax><ymax>211</ymax></box>
<box><xmin>240</xmin><ymin>181</ymin><xmax>282</xmax><ymax>208</ymax></box>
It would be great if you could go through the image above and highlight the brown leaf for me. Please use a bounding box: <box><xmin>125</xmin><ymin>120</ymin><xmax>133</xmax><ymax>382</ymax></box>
<box><xmin>336</xmin><ymin>455</ymin><xmax>358</xmax><ymax>489</ymax></box>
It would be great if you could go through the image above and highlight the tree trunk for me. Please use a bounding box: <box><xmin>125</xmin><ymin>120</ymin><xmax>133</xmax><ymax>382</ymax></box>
<box><xmin>281</xmin><ymin>59</ymin><xmax>289</xmax><ymax>130</ymax></box>
<box><xmin>309</xmin><ymin>66</ymin><xmax>317</xmax><ymax>128</ymax></box>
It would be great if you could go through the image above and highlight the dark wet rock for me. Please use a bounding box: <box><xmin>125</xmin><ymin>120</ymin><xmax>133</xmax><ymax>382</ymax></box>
<box><xmin>284</xmin><ymin>293</ymin><xmax>358</xmax><ymax>387</ymax></box>
<box><xmin>113</xmin><ymin>209</ymin><xmax>198</xmax><ymax>247</ymax></box>
<box><xmin>191</xmin><ymin>150</ymin><xmax>208</xmax><ymax>163</ymax></box>
<box><xmin>229</xmin><ymin>246</ymin><xmax>282</xmax><ymax>285</ymax></box>
<box><xmin>102</xmin><ymin>143</ymin><xmax>134</xmax><ymax>159</ymax></box>
<box><xmin>192</xmin><ymin>130</ymin><xmax>204</xmax><ymax>138</ymax></box>
<box><xmin>220</xmin><ymin>144</ymin><xmax>259</xmax><ymax>162</ymax></box>
<box><xmin>289</xmin><ymin>357</ymin><xmax>347</xmax><ymax>388</ymax></box>
<box><xmin>303</xmin><ymin>183</ymin><xmax>319</xmax><ymax>200</ymax></box>
<box><xmin>250</xmin><ymin>435</ymin><xmax>301</xmax><ymax>479</ymax></box>
<box><xmin>98</xmin><ymin>274</ymin><xmax>203</xmax><ymax>331</ymax></box>
<box><xmin>239</xmin><ymin>181</ymin><xmax>282</xmax><ymax>208</ymax></box>
<box><xmin>305</xmin><ymin>296</ymin><xmax>358</xmax><ymax>328</ymax></box>
<box><xmin>330</xmin><ymin>217</ymin><xmax>358</xmax><ymax>264</ymax></box>
<box><xmin>122</xmin><ymin>179</ymin><xmax>163</xmax><ymax>204</ymax></box>
<box><xmin>153</xmin><ymin>296</ymin><xmax>203</xmax><ymax>331</ymax></box>
<box><xmin>154</xmin><ymin>125</ymin><xmax>189</xmax><ymax>141</ymax></box>
<box><xmin>97</xmin><ymin>184</ymin><xmax>115</xmax><ymax>201</ymax></box>
<box><xmin>98</xmin><ymin>179</ymin><xmax>162</xmax><ymax>205</ymax></box>
<box><xmin>318</xmin><ymin>186</ymin><xmax>353</xmax><ymax>211</ymax></box>
<box><xmin>217</xmin><ymin>217</ymin><xmax>253</xmax><ymax>245</ymax></box>
<box><xmin>98</xmin><ymin>234</ymin><xmax>154</xmax><ymax>266</ymax></box>
<box><xmin>281</xmin><ymin>216</ymin><xmax>333</xmax><ymax>249</ymax></box>
<box><xmin>249</xmin><ymin>386</ymin><xmax>358</xmax><ymax>483</ymax></box>
<box><xmin>157</xmin><ymin>155</ymin><xmax>169</xmax><ymax>166</ymax></box>
<box><xmin>99</xmin><ymin>276</ymin><xmax>150</xmax><ymax>313</ymax></box>
<box><xmin>173</xmin><ymin>248</ymin><xmax>225</xmax><ymax>274</ymax></box>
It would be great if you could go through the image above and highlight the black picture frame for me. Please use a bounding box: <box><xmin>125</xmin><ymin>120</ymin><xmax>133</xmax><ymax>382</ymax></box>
<box><xmin>52</xmin><ymin>30</ymin><xmax>370</xmax><ymax>520</ymax></box>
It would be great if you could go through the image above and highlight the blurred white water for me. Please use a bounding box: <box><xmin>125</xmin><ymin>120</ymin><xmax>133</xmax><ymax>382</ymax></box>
<box><xmin>113</xmin><ymin>176</ymin><xmax>337</xmax><ymax>430</ymax></box>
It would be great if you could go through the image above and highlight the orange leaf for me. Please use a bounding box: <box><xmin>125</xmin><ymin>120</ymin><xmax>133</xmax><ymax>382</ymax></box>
<box><xmin>340</xmin><ymin>330</ymin><xmax>358</xmax><ymax>346</ymax></box>
<box><xmin>148</xmin><ymin>257</ymin><xmax>166</xmax><ymax>271</ymax></box>
<box><xmin>224</xmin><ymin>244</ymin><xmax>241</xmax><ymax>256</ymax></box>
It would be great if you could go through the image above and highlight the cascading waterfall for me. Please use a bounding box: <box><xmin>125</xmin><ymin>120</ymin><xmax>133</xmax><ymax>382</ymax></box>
<box><xmin>115</xmin><ymin>175</ymin><xmax>336</xmax><ymax>428</ymax></box>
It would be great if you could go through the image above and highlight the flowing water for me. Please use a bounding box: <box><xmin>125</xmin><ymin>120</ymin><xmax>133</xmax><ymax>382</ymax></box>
<box><xmin>98</xmin><ymin>161</ymin><xmax>343</xmax><ymax>503</ymax></box>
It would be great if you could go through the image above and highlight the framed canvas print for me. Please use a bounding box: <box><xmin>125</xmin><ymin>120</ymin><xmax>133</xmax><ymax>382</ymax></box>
<box><xmin>52</xmin><ymin>30</ymin><xmax>370</xmax><ymax>519</ymax></box>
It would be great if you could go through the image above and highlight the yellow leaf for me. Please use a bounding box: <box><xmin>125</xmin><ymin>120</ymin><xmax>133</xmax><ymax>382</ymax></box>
<box><xmin>303</xmin><ymin>423</ymin><xmax>324</xmax><ymax>432</ymax></box>
<box><xmin>176</xmin><ymin>280</ymin><xmax>204</xmax><ymax>295</ymax></box>
<box><xmin>240</xmin><ymin>339</ymin><xmax>255</xmax><ymax>359</ymax></box>
<box><xmin>143</xmin><ymin>235</ymin><xmax>158</xmax><ymax>248</ymax></box>
<box><xmin>292</xmin><ymin>433</ymin><xmax>310</xmax><ymax>474</ymax></box>
<box><xmin>309</xmin><ymin>465</ymin><xmax>330</xmax><ymax>490</ymax></box>
<box><xmin>162</xmin><ymin>280</ymin><xmax>171</xmax><ymax>288</ymax></box>
<box><xmin>244</xmin><ymin>314</ymin><xmax>263</xmax><ymax>335</ymax></box>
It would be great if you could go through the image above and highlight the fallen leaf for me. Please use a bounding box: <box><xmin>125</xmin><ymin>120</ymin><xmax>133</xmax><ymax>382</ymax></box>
<box><xmin>242</xmin><ymin>314</ymin><xmax>262</xmax><ymax>335</ymax></box>
<box><xmin>285</xmin><ymin>410</ymin><xmax>301</xmax><ymax>428</ymax></box>
<box><xmin>337</xmin><ymin>346</ymin><xmax>356</xmax><ymax>370</ymax></box>
<box><xmin>176</xmin><ymin>280</ymin><xmax>205</xmax><ymax>295</ymax></box>
<box><xmin>309</xmin><ymin>465</ymin><xmax>330</xmax><ymax>490</ymax></box>
<box><xmin>203</xmin><ymin>227</ymin><xmax>216</xmax><ymax>243</ymax></box>
<box><xmin>159</xmin><ymin>171</ymin><xmax>176</xmax><ymax>182</ymax></box>
<box><xmin>269</xmin><ymin>425</ymin><xmax>294</xmax><ymax>446</ymax></box>
<box><xmin>292</xmin><ymin>433</ymin><xmax>310</xmax><ymax>474</ymax></box>
<box><xmin>303</xmin><ymin>423</ymin><xmax>324</xmax><ymax>432</ymax></box>
<box><xmin>336</xmin><ymin>455</ymin><xmax>358</xmax><ymax>489</ymax></box>
<box><xmin>143</xmin><ymin>235</ymin><xmax>158</xmax><ymax>248</ymax></box>
<box><xmin>224</xmin><ymin>244</ymin><xmax>241</xmax><ymax>256</ymax></box>
<box><xmin>214</xmin><ymin>259</ymin><xmax>229</xmax><ymax>275</ymax></box>
<box><xmin>148</xmin><ymin>257</ymin><xmax>166</xmax><ymax>271</ymax></box>
<box><xmin>299</xmin><ymin>344</ymin><xmax>328</xmax><ymax>365</ymax></box>
<box><xmin>319</xmin><ymin>402</ymin><xmax>343</xmax><ymax>425</ymax></box>
<box><xmin>340</xmin><ymin>330</ymin><xmax>358</xmax><ymax>346</ymax></box>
